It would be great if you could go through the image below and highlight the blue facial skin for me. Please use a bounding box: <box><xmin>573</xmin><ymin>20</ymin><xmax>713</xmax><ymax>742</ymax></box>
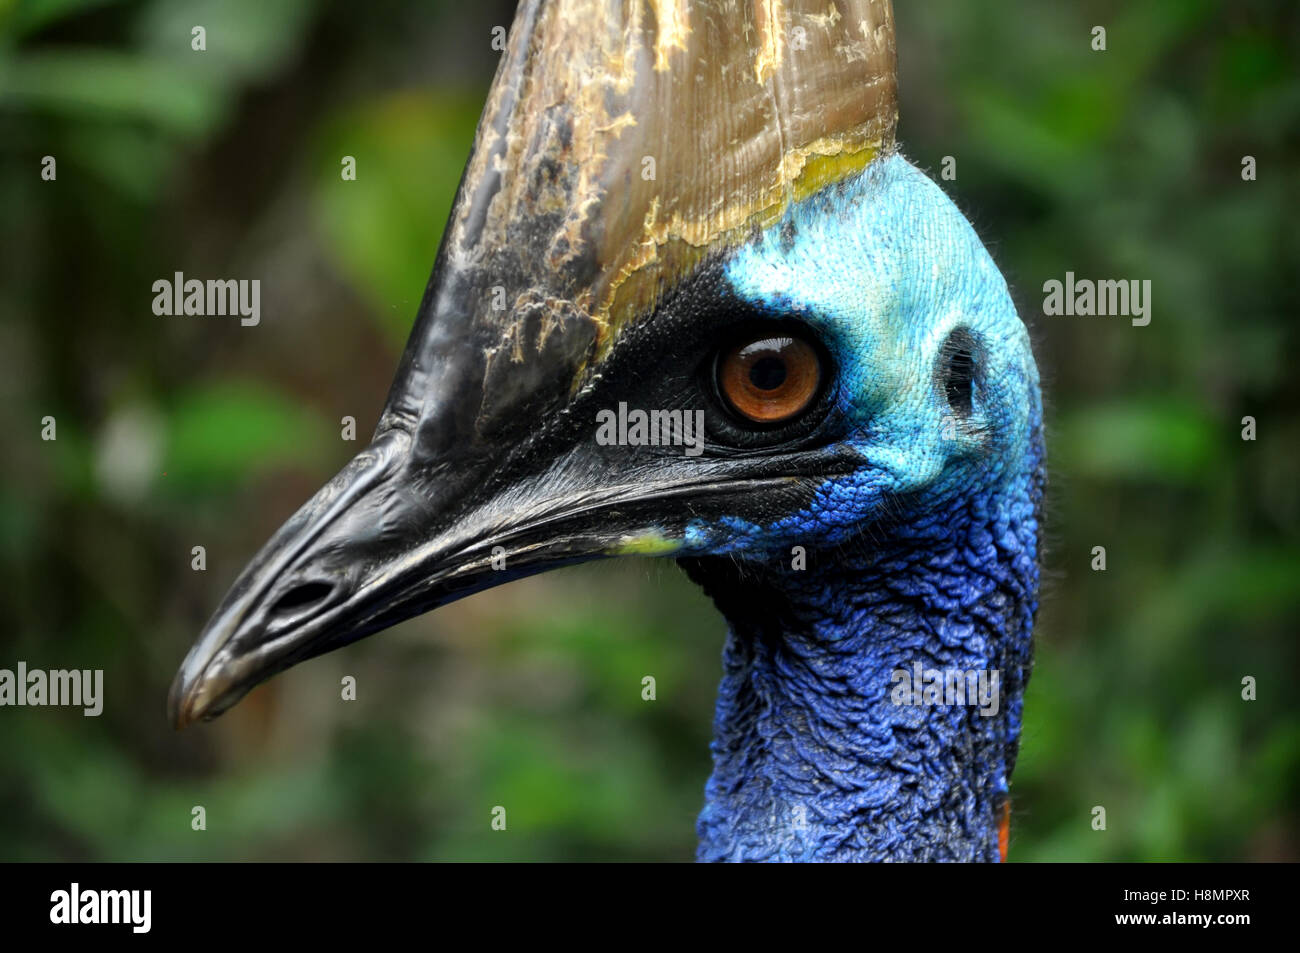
<box><xmin>683</xmin><ymin>153</ymin><xmax>1044</xmax><ymax>862</ymax></box>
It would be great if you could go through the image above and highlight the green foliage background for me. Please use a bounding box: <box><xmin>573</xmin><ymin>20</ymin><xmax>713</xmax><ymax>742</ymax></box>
<box><xmin>0</xmin><ymin>0</ymin><xmax>1296</xmax><ymax>861</ymax></box>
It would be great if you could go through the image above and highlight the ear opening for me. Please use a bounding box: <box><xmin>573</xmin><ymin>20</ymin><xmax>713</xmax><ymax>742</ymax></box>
<box><xmin>938</xmin><ymin>326</ymin><xmax>980</xmax><ymax>417</ymax></box>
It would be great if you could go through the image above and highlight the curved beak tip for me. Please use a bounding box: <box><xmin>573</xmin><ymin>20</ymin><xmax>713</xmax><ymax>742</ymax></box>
<box><xmin>166</xmin><ymin>670</ymin><xmax>200</xmax><ymax>730</ymax></box>
<box><xmin>167</xmin><ymin>649</ymin><xmax>234</xmax><ymax>730</ymax></box>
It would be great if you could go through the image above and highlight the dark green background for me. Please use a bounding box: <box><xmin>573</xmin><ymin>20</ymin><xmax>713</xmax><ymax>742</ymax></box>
<box><xmin>1</xmin><ymin>0</ymin><xmax>1295</xmax><ymax>861</ymax></box>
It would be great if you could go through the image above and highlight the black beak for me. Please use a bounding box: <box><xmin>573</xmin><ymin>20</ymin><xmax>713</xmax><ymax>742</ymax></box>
<box><xmin>167</xmin><ymin>412</ymin><xmax>673</xmax><ymax>727</ymax></box>
<box><xmin>168</xmin><ymin>433</ymin><xmax>413</xmax><ymax>726</ymax></box>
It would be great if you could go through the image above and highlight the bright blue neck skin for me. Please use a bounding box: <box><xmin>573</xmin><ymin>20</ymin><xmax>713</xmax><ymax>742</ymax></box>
<box><xmin>682</xmin><ymin>154</ymin><xmax>1043</xmax><ymax>861</ymax></box>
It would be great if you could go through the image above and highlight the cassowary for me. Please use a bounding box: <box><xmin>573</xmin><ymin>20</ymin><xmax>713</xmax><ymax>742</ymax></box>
<box><xmin>170</xmin><ymin>0</ymin><xmax>1043</xmax><ymax>862</ymax></box>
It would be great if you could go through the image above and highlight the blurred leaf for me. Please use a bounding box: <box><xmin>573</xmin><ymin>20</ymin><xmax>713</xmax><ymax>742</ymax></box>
<box><xmin>962</xmin><ymin>84</ymin><xmax>1098</xmax><ymax>196</ymax></box>
<box><xmin>1055</xmin><ymin>400</ymin><xmax>1219</xmax><ymax>483</ymax></box>
<box><xmin>0</xmin><ymin>50</ymin><xmax>225</xmax><ymax>136</ymax></box>
<box><xmin>134</xmin><ymin>0</ymin><xmax>316</xmax><ymax>84</ymax></box>
<box><xmin>2</xmin><ymin>0</ymin><xmax>125</xmax><ymax>39</ymax></box>
<box><xmin>59</xmin><ymin>121</ymin><xmax>176</xmax><ymax>200</ymax></box>
<box><xmin>163</xmin><ymin>381</ymin><xmax>330</xmax><ymax>489</ymax></box>
<box><xmin>311</xmin><ymin>90</ymin><xmax>482</xmax><ymax>346</ymax></box>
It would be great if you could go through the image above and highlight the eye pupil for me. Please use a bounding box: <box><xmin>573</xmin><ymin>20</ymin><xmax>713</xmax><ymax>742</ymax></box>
<box><xmin>749</xmin><ymin>356</ymin><xmax>787</xmax><ymax>391</ymax></box>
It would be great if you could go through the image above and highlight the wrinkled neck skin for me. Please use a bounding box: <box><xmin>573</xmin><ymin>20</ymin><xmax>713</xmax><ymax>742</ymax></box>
<box><xmin>682</xmin><ymin>433</ymin><xmax>1043</xmax><ymax>863</ymax></box>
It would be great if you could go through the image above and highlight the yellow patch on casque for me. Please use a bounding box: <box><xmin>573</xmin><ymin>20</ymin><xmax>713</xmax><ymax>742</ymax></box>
<box><xmin>592</xmin><ymin>138</ymin><xmax>879</xmax><ymax>369</ymax></box>
<box><xmin>790</xmin><ymin>143</ymin><xmax>877</xmax><ymax>202</ymax></box>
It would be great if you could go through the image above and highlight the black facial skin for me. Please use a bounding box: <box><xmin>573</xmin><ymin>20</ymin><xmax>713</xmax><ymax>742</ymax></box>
<box><xmin>589</xmin><ymin>260</ymin><xmax>841</xmax><ymax>455</ymax></box>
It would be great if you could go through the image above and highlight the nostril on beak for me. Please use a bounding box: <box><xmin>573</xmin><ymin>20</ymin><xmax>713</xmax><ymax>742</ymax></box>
<box><xmin>268</xmin><ymin>581</ymin><xmax>336</xmax><ymax>619</ymax></box>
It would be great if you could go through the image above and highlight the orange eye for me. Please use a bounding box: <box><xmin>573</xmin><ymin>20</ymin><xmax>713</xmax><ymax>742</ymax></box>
<box><xmin>716</xmin><ymin>335</ymin><xmax>822</xmax><ymax>425</ymax></box>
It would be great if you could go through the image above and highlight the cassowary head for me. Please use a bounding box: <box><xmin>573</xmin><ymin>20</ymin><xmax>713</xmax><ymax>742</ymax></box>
<box><xmin>172</xmin><ymin>0</ymin><xmax>1042</xmax><ymax>862</ymax></box>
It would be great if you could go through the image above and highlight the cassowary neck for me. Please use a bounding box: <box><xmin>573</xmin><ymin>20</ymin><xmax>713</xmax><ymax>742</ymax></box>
<box><xmin>681</xmin><ymin>438</ymin><xmax>1043</xmax><ymax>862</ymax></box>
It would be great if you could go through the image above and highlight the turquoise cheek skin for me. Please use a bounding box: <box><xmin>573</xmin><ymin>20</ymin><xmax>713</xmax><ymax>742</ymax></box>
<box><xmin>681</xmin><ymin>152</ymin><xmax>1041</xmax><ymax>554</ymax></box>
